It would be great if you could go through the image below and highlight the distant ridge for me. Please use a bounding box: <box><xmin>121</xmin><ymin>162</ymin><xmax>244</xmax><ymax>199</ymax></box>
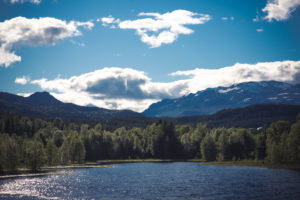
<box><xmin>0</xmin><ymin>91</ymin><xmax>141</xmax><ymax>120</ymax></box>
<box><xmin>143</xmin><ymin>81</ymin><xmax>300</xmax><ymax>117</ymax></box>
<box><xmin>1</xmin><ymin>81</ymin><xmax>300</xmax><ymax>128</ymax></box>
<box><xmin>0</xmin><ymin>91</ymin><xmax>299</xmax><ymax>129</ymax></box>
<box><xmin>100</xmin><ymin>104</ymin><xmax>300</xmax><ymax>130</ymax></box>
<box><xmin>174</xmin><ymin>104</ymin><xmax>300</xmax><ymax>128</ymax></box>
<box><xmin>27</xmin><ymin>92</ymin><xmax>61</xmax><ymax>104</ymax></box>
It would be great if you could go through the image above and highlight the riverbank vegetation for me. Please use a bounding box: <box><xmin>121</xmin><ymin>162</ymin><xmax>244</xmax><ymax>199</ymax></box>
<box><xmin>0</xmin><ymin>112</ymin><xmax>299</xmax><ymax>173</ymax></box>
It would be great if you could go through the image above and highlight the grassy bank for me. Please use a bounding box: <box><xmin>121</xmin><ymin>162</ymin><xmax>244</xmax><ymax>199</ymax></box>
<box><xmin>199</xmin><ymin>160</ymin><xmax>300</xmax><ymax>170</ymax></box>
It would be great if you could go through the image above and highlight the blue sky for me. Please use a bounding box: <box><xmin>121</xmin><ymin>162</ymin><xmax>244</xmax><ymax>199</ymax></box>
<box><xmin>0</xmin><ymin>0</ymin><xmax>300</xmax><ymax>112</ymax></box>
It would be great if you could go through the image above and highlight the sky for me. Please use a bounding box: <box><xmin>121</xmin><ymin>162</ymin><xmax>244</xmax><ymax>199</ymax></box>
<box><xmin>0</xmin><ymin>0</ymin><xmax>300</xmax><ymax>112</ymax></box>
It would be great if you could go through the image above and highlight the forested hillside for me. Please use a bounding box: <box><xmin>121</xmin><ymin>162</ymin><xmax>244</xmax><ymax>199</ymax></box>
<box><xmin>1</xmin><ymin>112</ymin><xmax>299</xmax><ymax>172</ymax></box>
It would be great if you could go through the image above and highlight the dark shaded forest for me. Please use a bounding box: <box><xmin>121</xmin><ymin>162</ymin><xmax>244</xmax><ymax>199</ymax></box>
<box><xmin>0</xmin><ymin>112</ymin><xmax>300</xmax><ymax>172</ymax></box>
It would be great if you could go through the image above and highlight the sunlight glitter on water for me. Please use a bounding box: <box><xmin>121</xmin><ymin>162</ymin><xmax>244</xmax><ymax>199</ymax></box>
<box><xmin>0</xmin><ymin>175</ymin><xmax>62</xmax><ymax>199</ymax></box>
<box><xmin>0</xmin><ymin>163</ymin><xmax>300</xmax><ymax>200</ymax></box>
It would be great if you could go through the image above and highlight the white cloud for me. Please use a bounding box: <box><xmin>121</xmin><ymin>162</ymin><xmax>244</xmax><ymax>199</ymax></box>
<box><xmin>170</xmin><ymin>60</ymin><xmax>300</xmax><ymax>94</ymax></box>
<box><xmin>100</xmin><ymin>16</ymin><xmax>120</xmax><ymax>26</ymax></box>
<box><xmin>17</xmin><ymin>92</ymin><xmax>32</xmax><ymax>97</ymax></box>
<box><xmin>221</xmin><ymin>16</ymin><xmax>234</xmax><ymax>21</ymax></box>
<box><xmin>221</xmin><ymin>17</ymin><xmax>228</xmax><ymax>21</ymax></box>
<box><xmin>0</xmin><ymin>45</ymin><xmax>21</xmax><ymax>67</ymax></box>
<box><xmin>25</xmin><ymin>61</ymin><xmax>300</xmax><ymax>112</ymax></box>
<box><xmin>29</xmin><ymin>67</ymin><xmax>169</xmax><ymax>112</ymax></box>
<box><xmin>10</xmin><ymin>0</ymin><xmax>41</xmax><ymax>4</ymax></box>
<box><xmin>263</xmin><ymin>0</ymin><xmax>300</xmax><ymax>21</ymax></box>
<box><xmin>0</xmin><ymin>17</ymin><xmax>94</xmax><ymax>67</ymax></box>
<box><xmin>15</xmin><ymin>76</ymin><xmax>30</xmax><ymax>85</ymax></box>
<box><xmin>100</xmin><ymin>10</ymin><xmax>211</xmax><ymax>48</ymax></box>
<box><xmin>256</xmin><ymin>28</ymin><xmax>264</xmax><ymax>32</ymax></box>
<box><xmin>253</xmin><ymin>13</ymin><xmax>260</xmax><ymax>22</ymax></box>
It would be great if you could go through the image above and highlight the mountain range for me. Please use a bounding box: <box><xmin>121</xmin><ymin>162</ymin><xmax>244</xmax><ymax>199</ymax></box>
<box><xmin>0</xmin><ymin>91</ymin><xmax>140</xmax><ymax>120</ymax></box>
<box><xmin>143</xmin><ymin>81</ymin><xmax>300</xmax><ymax>117</ymax></box>
<box><xmin>1</xmin><ymin>81</ymin><xmax>300</xmax><ymax>128</ymax></box>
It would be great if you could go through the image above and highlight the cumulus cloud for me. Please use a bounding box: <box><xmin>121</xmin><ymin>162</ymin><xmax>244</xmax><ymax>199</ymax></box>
<box><xmin>0</xmin><ymin>17</ymin><xmax>94</xmax><ymax>67</ymax></box>
<box><xmin>100</xmin><ymin>16</ymin><xmax>120</xmax><ymax>26</ymax></box>
<box><xmin>28</xmin><ymin>67</ymin><xmax>189</xmax><ymax>112</ymax></box>
<box><xmin>15</xmin><ymin>76</ymin><xmax>30</xmax><ymax>85</ymax></box>
<box><xmin>24</xmin><ymin>61</ymin><xmax>300</xmax><ymax>112</ymax></box>
<box><xmin>263</xmin><ymin>0</ymin><xmax>300</xmax><ymax>21</ymax></box>
<box><xmin>10</xmin><ymin>0</ymin><xmax>41</xmax><ymax>4</ymax></box>
<box><xmin>100</xmin><ymin>10</ymin><xmax>211</xmax><ymax>48</ymax></box>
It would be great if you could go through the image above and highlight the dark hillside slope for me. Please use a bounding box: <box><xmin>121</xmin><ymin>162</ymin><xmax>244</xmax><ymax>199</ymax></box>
<box><xmin>0</xmin><ymin>91</ymin><xmax>141</xmax><ymax>120</ymax></box>
<box><xmin>175</xmin><ymin>104</ymin><xmax>300</xmax><ymax>128</ymax></box>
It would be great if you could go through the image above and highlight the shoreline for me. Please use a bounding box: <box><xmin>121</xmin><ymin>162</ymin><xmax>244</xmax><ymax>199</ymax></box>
<box><xmin>1</xmin><ymin>159</ymin><xmax>299</xmax><ymax>179</ymax></box>
<box><xmin>0</xmin><ymin>170</ymin><xmax>73</xmax><ymax>179</ymax></box>
<box><xmin>95</xmin><ymin>159</ymin><xmax>300</xmax><ymax>170</ymax></box>
<box><xmin>0</xmin><ymin>159</ymin><xmax>201</xmax><ymax>178</ymax></box>
<box><xmin>0</xmin><ymin>164</ymin><xmax>115</xmax><ymax>179</ymax></box>
<box><xmin>198</xmin><ymin>160</ymin><xmax>300</xmax><ymax>171</ymax></box>
<box><xmin>94</xmin><ymin>158</ymin><xmax>202</xmax><ymax>165</ymax></box>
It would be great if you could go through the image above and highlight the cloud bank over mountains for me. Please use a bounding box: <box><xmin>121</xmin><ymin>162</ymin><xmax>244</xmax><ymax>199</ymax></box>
<box><xmin>170</xmin><ymin>61</ymin><xmax>300</xmax><ymax>94</ymax></box>
<box><xmin>0</xmin><ymin>17</ymin><xmax>93</xmax><ymax>67</ymax></box>
<box><xmin>16</xmin><ymin>60</ymin><xmax>300</xmax><ymax>112</ymax></box>
<box><xmin>100</xmin><ymin>10</ymin><xmax>211</xmax><ymax>48</ymax></box>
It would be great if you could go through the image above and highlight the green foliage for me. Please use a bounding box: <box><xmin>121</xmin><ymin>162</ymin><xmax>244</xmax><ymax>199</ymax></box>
<box><xmin>60</xmin><ymin>139</ymin><xmax>70</xmax><ymax>165</ymax></box>
<box><xmin>0</xmin><ymin>136</ymin><xmax>5</xmax><ymax>172</ymax></box>
<box><xmin>286</xmin><ymin>120</ymin><xmax>300</xmax><ymax>163</ymax></box>
<box><xmin>217</xmin><ymin>132</ymin><xmax>230</xmax><ymax>161</ymax></box>
<box><xmin>69</xmin><ymin>135</ymin><xmax>86</xmax><ymax>164</ymax></box>
<box><xmin>266</xmin><ymin>121</ymin><xmax>291</xmax><ymax>163</ymax></box>
<box><xmin>179</xmin><ymin>124</ymin><xmax>208</xmax><ymax>158</ymax></box>
<box><xmin>4</xmin><ymin>134</ymin><xmax>19</xmax><ymax>171</ymax></box>
<box><xmin>0</xmin><ymin>111</ymin><xmax>300</xmax><ymax>172</ymax></box>
<box><xmin>24</xmin><ymin>140</ymin><xmax>46</xmax><ymax>172</ymax></box>
<box><xmin>201</xmin><ymin>135</ymin><xmax>217</xmax><ymax>161</ymax></box>
<box><xmin>228</xmin><ymin>129</ymin><xmax>255</xmax><ymax>160</ymax></box>
<box><xmin>46</xmin><ymin>140</ymin><xmax>59</xmax><ymax>166</ymax></box>
<box><xmin>255</xmin><ymin>132</ymin><xmax>266</xmax><ymax>160</ymax></box>
<box><xmin>53</xmin><ymin>129</ymin><xmax>64</xmax><ymax>147</ymax></box>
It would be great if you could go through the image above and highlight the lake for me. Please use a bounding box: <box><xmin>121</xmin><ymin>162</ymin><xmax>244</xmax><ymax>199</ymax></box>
<box><xmin>0</xmin><ymin>162</ymin><xmax>300</xmax><ymax>199</ymax></box>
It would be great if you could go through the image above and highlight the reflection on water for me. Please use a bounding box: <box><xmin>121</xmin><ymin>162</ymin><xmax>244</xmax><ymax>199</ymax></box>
<box><xmin>0</xmin><ymin>163</ymin><xmax>300</xmax><ymax>200</ymax></box>
<box><xmin>0</xmin><ymin>176</ymin><xmax>62</xmax><ymax>199</ymax></box>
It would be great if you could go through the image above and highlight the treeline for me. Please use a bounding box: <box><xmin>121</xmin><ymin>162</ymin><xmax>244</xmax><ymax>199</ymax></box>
<box><xmin>0</xmin><ymin>112</ymin><xmax>299</xmax><ymax>172</ymax></box>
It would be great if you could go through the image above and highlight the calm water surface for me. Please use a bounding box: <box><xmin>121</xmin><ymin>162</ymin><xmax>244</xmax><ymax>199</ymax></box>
<box><xmin>0</xmin><ymin>162</ymin><xmax>300</xmax><ymax>200</ymax></box>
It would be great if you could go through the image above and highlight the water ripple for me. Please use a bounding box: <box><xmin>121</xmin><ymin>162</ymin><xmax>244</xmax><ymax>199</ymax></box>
<box><xmin>0</xmin><ymin>163</ymin><xmax>300</xmax><ymax>200</ymax></box>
